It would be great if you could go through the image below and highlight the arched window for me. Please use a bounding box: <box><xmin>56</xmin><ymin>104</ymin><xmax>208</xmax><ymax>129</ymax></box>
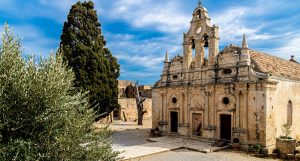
<box><xmin>287</xmin><ymin>100</ymin><xmax>293</xmax><ymax>126</ymax></box>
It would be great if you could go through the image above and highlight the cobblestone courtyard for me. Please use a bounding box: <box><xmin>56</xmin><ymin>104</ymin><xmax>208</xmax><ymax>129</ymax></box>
<box><xmin>111</xmin><ymin>121</ymin><xmax>279</xmax><ymax>161</ymax></box>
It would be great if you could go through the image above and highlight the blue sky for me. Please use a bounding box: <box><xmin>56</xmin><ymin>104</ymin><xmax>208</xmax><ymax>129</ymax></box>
<box><xmin>1</xmin><ymin>0</ymin><xmax>300</xmax><ymax>85</ymax></box>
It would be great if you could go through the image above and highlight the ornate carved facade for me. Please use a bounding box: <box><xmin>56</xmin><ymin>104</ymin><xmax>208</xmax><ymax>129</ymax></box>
<box><xmin>152</xmin><ymin>3</ymin><xmax>300</xmax><ymax>148</ymax></box>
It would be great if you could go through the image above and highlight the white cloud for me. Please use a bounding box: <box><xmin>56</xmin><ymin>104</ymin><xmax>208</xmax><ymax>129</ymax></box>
<box><xmin>104</xmin><ymin>0</ymin><xmax>190</xmax><ymax>33</ymax></box>
<box><xmin>116</xmin><ymin>54</ymin><xmax>164</xmax><ymax>69</ymax></box>
<box><xmin>12</xmin><ymin>25</ymin><xmax>57</xmax><ymax>56</ymax></box>
<box><xmin>266</xmin><ymin>35</ymin><xmax>300</xmax><ymax>60</ymax></box>
<box><xmin>211</xmin><ymin>7</ymin><xmax>274</xmax><ymax>45</ymax></box>
<box><xmin>39</xmin><ymin>0</ymin><xmax>77</xmax><ymax>12</ymax></box>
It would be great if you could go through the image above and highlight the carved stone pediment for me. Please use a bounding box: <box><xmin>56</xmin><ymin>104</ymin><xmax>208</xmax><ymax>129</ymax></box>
<box><xmin>222</xmin><ymin>47</ymin><xmax>237</xmax><ymax>55</ymax></box>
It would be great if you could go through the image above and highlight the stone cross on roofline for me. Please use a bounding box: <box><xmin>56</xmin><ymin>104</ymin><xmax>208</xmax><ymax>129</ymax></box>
<box><xmin>198</xmin><ymin>1</ymin><xmax>202</xmax><ymax>6</ymax></box>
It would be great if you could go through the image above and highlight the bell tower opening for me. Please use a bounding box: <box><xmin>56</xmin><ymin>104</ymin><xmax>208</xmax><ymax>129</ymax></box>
<box><xmin>190</xmin><ymin>38</ymin><xmax>196</xmax><ymax>57</ymax></box>
<box><xmin>197</xmin><ymin>10</ymin><xmax>201</xmax><ymax>19</ymax></box>
<box><xmin>203</xmin><ymin>34</ymin><xmax>209</xmax><ymax>64</ymax></box>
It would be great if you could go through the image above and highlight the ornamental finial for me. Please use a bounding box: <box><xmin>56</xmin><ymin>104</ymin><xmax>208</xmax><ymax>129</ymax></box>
<box><xmin>242</xmin><ymin>33</ymin><xmax>248</xmax><ymax>49</ymax></box>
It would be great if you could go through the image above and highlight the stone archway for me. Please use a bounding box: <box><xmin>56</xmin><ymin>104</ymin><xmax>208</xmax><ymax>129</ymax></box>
<box><xmin>125</xmin><ymin>85</ymin><xmax>135</xmax><ymax>98</ymax></box>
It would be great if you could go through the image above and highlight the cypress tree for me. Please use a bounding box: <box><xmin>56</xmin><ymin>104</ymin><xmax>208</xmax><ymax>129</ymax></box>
<box><xmin>60</xmin><ymin>1</ymin><xmax>120</xmax><ymax>119</ymax></box>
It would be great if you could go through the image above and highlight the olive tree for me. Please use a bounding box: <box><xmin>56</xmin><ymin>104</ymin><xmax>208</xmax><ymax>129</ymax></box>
<box><xmin>0</xmin><ymin>24</ymin><xmax>119</xmax><ymax>161</ymax></box>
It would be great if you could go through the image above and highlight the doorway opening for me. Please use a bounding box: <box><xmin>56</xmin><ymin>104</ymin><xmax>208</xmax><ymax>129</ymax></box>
<box><xmin>192</xmin><ymin>113</ymin><xmax>202</xmax><ymax>136</ymax></box>
<box><xmin>170</xmin><ymin>111</ymin><xmax>178</xmax><ymax>133</ymax></box>
<box><xmin>113</xmin><ymin>107</ymin><xmax>121</xmax><ymax>120</ymax></box>
<box><xmin>220</xmin><ymin>114</ymin><xmax>232</xmax><ymax>141</ymax></box>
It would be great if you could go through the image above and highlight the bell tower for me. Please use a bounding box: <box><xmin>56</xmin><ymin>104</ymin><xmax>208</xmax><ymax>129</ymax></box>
<box><xmin>183</xmin><ymin>2</ymin><xmax>219</xmax><ymax>69</ymax></box>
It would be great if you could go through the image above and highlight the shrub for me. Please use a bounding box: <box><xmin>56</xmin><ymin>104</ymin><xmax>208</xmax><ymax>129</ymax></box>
<box><xmin>280</xmin><ymin>123</ymin><xmax>293</xmax><ymax>139</ymax></box>
<box><xmin>253</xmin><ymin>143</ymin><xmax>262</xmax><ymax>151</ymax></box>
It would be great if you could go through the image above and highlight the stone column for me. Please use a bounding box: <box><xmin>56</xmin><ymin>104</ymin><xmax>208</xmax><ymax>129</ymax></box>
<box><xmin>235</xmin><ymin>92</ymin><xmax>240</xmax><ymax>128</ymax></box>
<box><xmin>212</xmin><ymin>90</ymin><xmax>216</xmax><ymax>127</ymax></box>
<box><xmin>186</xmin><ymin>87</ymin><xmax>191</xmax><ymax>125</ymax></box>
<box><xmin>161</xmin><ymin>93</ymin><xmax>167</xmax><ymax>122</ymax></box>
<box><xmin>243</xmin><ymin>91</ymin><xmax>248</xmax><ymax>129</ymax></box>
<box><xmin>159</xmin><ymin>93</ymin><xmax>163</xmax><ymax>121</ymax></box>
<box><xmin>183</xmin><ymin>44</ymin><xmax>192</xmax><ymax>69</ymax></box>
<box><xmin>181</xmin><ymin>92</ymin><xmax>185</xmax><ymax>124</ymax></box>
<box><xmin>195</xmin><ymin>40</ymin><xmax>204</xmax><ymax>68</ymax></box>
<box><xmin>203</xmin><ymin>91</ymin><xmax>209</xmax><ymax>126</ymax></box>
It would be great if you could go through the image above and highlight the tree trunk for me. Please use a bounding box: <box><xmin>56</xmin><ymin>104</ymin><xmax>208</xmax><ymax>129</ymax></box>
<box><xmin>137</xmin><ymin>107</ymin><xmax>147</xmax><ymax>125</ymax></box>
<box><xmin>137</xmin><ymin>108</ymin><xmax>143</xmax><ymax>125</ymax></box>
<box><xmin>135</xmin><ymin>84</ymin><xmax>147</xmax><ymax>125</ymax></box>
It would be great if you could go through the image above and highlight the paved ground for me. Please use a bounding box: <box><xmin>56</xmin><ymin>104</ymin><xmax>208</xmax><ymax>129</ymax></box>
<box><xmin>111</xmin><ymin>121</ymin><xmax>280</xmax><ymax>161</ymax></box>
<box><xmin>130</xmin><ymin>148</ymin><xmax>279</xmax><ymax>161</ymax></box>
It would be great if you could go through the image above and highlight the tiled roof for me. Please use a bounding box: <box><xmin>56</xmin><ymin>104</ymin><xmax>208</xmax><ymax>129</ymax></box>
<box><xmin>250</xmin><ymin>51</ymin><xmax>300</xmax><ymax>80</ymax></box>
<box><xmin>224</xmin><ymin>45</ymin><xmax>300</xmax><ymax>80</ymax></box>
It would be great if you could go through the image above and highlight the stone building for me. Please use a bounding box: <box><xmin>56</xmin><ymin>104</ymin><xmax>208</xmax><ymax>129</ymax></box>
<box><xmin>152</xmin><ymin>3</ymin><xmax>300</xmax><ymax>148</ymax></box>
<box><xmin>114</xmin><ymin>80</ymin><xmax>152</xmax><ymax>124</ymax></box>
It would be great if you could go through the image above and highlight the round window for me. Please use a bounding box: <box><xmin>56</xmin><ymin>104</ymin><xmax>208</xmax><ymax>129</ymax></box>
<box><xmin>222</xmin><ymin>97</ymin><xmax>230</xmax><ymax>105</ymax></box>
<box><xmin>172</xmin><ymin>97</ymin><xmax>177</xmax><ymax>104</ymax></box>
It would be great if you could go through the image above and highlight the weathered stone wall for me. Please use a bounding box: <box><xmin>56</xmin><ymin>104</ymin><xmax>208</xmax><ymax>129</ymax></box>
<box><xmin>118</xmin><ymin>98</ymin><xmax>152</xmax><ymax>125</ymax></box>
<box><xmin>152</xmin><ymin>91</ymin><xmax>161</xmax><ymax>128</ymax></box>
<box><xmin>118</xmin><ymin>80</ymin><xmax>134</xmax><ymax>98</ymax></box>
<box><xmin>267</xmin><ymin>79</ymin><xmax>300</xmax><ymax>145</ymax></box>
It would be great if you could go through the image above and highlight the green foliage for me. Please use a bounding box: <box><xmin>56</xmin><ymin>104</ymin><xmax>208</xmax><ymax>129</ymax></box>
<box><xmin>280</xmin><ymin>123</ymin><xmax>292</xmax><ymax>139</ymax></box>
<box><xmin>60</xmin><ymin>1</ymin><xmax>120</xmax><ymax>119</ymax></box>
<box><xmin>253</xmin><ymin>143</ymin><xmax>262</xmax><ymax>151</ymax></box>
<box><xmin>0</xmin><ymin>24</ymin><xmax>119</xmax><ymax>161</ymax></box>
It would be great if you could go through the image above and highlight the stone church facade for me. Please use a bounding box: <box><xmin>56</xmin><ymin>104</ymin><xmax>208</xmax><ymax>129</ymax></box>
<box><xmin>152</xmin><ymin>3</ymin><xmax>300</xmax><ymax>148</ymax></box>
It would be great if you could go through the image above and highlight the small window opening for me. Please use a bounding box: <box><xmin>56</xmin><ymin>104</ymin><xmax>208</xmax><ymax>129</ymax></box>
<box><xmin>223</xmin><ymin>69</ymin><xmax>232</xmax><ymax>75</ymax></box>
<box><xmin>173</xmin><ymin>75</ymin><xmax>178</xmax><ymax>79</ymax></box>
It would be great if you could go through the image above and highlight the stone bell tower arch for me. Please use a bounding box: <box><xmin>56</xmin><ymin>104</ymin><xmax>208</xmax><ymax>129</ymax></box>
<box><xmin>183</xmin><ymin>2</ymin><xmax>219</xmax><ymax>69</ymax></box>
